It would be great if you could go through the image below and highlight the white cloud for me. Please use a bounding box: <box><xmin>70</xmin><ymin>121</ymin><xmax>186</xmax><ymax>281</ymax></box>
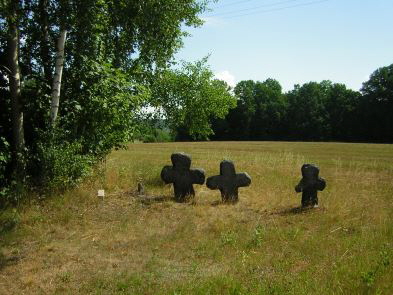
<box><xmin>214</xmin><ymin>70</ymin><xmax>236</xmax><ymax>88</ymax></box>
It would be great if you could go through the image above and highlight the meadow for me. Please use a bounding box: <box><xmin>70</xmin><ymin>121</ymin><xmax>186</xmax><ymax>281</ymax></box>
<box><xmin>1</xmin><ymin>141</ymin><xmax>392</xmax><ymax>294</ymax></box>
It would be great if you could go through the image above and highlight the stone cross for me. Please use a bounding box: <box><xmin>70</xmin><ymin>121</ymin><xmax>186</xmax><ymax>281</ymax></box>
<box><xmin>206</xmin><ymin>160</ymin><xmax>251</xmax><ymax>203</ymax></box>
<box><xmin>161</xmin><ymin>153</ymin><xmax>205</xmax><ymax>202</ymax></box>
<box><xmin>295</xmin><ymin>164</ymin><xmax>326</xmax><ymax>208</ymax></box>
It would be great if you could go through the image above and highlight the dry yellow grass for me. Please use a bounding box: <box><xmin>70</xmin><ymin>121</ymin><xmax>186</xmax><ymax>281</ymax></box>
<box><xmin>1</xmin><ymin>141</ymin><xmax>393</xmax><ymax>294</ymax></box>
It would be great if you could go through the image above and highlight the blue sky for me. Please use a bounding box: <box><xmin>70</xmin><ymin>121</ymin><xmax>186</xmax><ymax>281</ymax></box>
<box><xmin>175</xmin><ymin>0</ymin><xmax>393</xmax><ymax>91</ymax></box>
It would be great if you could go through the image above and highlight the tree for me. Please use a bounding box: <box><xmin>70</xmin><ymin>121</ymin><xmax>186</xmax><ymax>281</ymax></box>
<box><xmin>151</xmin><ymin>59</ymin><xmax>236</xmax><ymax>140</ymax></box>
<box><xmin>229</xmin><ymin>80</ymin><xmax>257</xmax><ymax>140</ymax></box>
<box><xmin>250</xmin><ymin>79</ymin><xmax>287</xmax><ymax>140</ymax></box>
<box><xmin>359</xmin><ymin>64</ymin><xmax>393</xmax><ymax>142</ymax></box>
<box><xmin>325</xmin><ymin>83</ymin><xmax>360</xmax><ymax>141</ymax></box>
<box><xmin>2</xmin><ymin>0</ymin><xmax>25</xmax><ymax>184</ymax></box>
<box><xmin>50</xmin><ymin>29</ymin><xmax>66</xmax><ymax>126</ymax></box>
<box><xmin>286</xmin><ymin>81</ymin><xmax>331</xmax><ymax>141</ymax></box>
<box><xmin>211</xmin><ymin>80</ymin><xmax>256</xmax><ymax>141</ymax></box>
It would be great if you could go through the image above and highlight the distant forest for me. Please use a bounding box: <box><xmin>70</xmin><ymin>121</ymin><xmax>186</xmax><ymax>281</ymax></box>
<box><xmin>177</xmin><ymin>64</ymin><xmax>393</xmax><ymax>143</ymax></box>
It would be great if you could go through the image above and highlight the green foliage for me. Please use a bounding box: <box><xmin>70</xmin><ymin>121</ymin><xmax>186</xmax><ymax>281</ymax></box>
<box><xmin>228</xmin><ymin>80</ymin><xmax>257</xmax><ymax>140</ymax></box>
<box><xmin>249</xmin><ymin>224</ymin><xmax>264</xmax><ymax>248</ymax></box>
<box><xmin>361</xmin><ymin>64</ymin><xmax>393</xmax><ymax>103</ymax></box>
<box><xmin>151</xmin><ymin>58</ymin><xmax>237</xmax><ymax>140</ymax></box>
<box><xmin>251</xmin><ymin>79</ymin><xmax>287</xmax><ymax>140</ymax></box>
<box><xmin>36</xmin><ymin>140</ymin><xmax>95</xmax><ymax>191</ymax></box>
<box><xmin>142</xmin><ymin>128</ymin><xmax>174</xmax><ymax>143</ymax></box>
<box><xmin>0</xmin><ymin>42</ymin><xmax>11</xmax><ymax>204</ymax></box>
<box><xmin>325</xmin><ymin>83</ymin><xmax>360</xmax><ymax>140</ymax></box>
<box><xmin>0</xmin><ymin>0</ymin><xmax>208</xmax><ymax>198</ymax></box>
<box><xmin>359</xmin><ymin>64</ymin><xmax>393</xmax><ymax>142</ymax></box>
<box><xmin>360</xmin><ymin>246</ymin><xmax>391</xmax><ymax>288</ymax></box>
<box><xmin>17</xmin><ymin>0</ymin><xmax>208</xmax><ymax>74</ymax></box>
<box><xmin>221</xmin><ymin>230</ymin><xmax>237</xmax><ymax>246</ymax></box>
<box><xmin>286</xmin><ymin>81</ymin><xmax>331</xmax><ymax>140</ymax></box>
<box><xmin>61</xmin><ymin>60</ymin><xmax>149</xmax><ymax>156</ymax></box>
<box><xmin>0</xmin><ymin>137</ymin><xmax>11</xmax><ymax>207</ymax></box>
<box><xmin>212</xmin><ymin>78</ymin><xmax>287</xmax><ymax>140</ymax></box>
<box><xmin>0</xmin><ymin>137</ymin><xmax>10</xmax><ymax>185</ymax></box>
<box><xmin>212</xmin><ymin>79</ymin><xmax>363</xmax><ymax>142</ymax></box>
<box><xmin>134</xmin><ymin>116</ymin><xmax>174</xmax><ymax>143</ymax></box>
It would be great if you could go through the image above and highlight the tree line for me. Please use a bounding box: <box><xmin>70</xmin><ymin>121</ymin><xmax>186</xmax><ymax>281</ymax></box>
<box><xmin>201</xmin><ymin>64</ymin><xmax>392</xmax><ymax>143</ymax></box>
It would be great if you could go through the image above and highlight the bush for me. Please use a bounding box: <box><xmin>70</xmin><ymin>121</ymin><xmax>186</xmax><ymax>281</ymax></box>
<box><xmin>142</xmin><ymin>128</ymin><xmax>173</xmax><ymax>143</ymax></box>
<box><xmin>36</xmin><ymin>141</ymin><xmax>94</xmax><ymax>192</ymax></box>
<box><xmin>0</xmin><ymin>137</ymin><xmax>11</xmax><ymax>207</ymax></box>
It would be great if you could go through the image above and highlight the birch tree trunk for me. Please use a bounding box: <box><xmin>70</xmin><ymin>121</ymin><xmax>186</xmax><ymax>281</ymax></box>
<box><xmin>7</xmin><ymin>1</ymin><xmax>25</xmax><ymax>180</ymax></box>
<box><xmin>39</xmin><ymin>0</ymin><xmax>52</xmax><ymax>83</ymax></box>
<box><xmin>50</xmin><ymin>29</ymin><xmax>67</xmax><ymax>126</ymax></box>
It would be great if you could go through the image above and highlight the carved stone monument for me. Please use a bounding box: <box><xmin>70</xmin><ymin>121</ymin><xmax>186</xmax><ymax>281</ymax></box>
<box><xmin>161</xmin><ymin>153</ymin><xmax>205</xmax><ymax>202</ymax></box>
<box><xmin>295</xmin><ymin>164</ymin><xmax>326</xmax><ymax>208</ymax></box>
<box><xmin>206</xmin><ymin>160</ymin><xmax>251</xmax><ymax>203</ymax></box>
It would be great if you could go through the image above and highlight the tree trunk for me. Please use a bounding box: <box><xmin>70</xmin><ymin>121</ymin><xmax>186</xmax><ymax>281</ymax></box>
<box><xmin>7</xmin><ymin>1</ymin><xmax>25</xmax><ymax>182</ymax></box>
<box><xmin>50</xmin><ymin>29</ymin><xmax>67</xmax><ymax>126</ymax></box>
<box><xmin>39</xmin><ymin>0</ymin><xmax>52</xmax><ymax>83</ymax></box>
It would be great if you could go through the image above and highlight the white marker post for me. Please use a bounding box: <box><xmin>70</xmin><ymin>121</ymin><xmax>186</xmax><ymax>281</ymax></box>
<box><xmin>97</xmin><ymin>189</ymin><xmax>105</xmax><ymax>200</ymax></box>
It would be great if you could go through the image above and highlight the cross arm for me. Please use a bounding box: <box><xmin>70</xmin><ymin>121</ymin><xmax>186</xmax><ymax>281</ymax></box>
<box><xmin>206</xmin><ymin>175</ymin><xmax>221</xmax><ymax>190</ymax></box>
<box><xmin>190</xmin><ymin>168</ymin><xmax>206</xmax><ymax>185</ymax></box>
<box><xmin>161</xmin><ymin>166</ymin><xmax>175</xmax><ymax>184</ymax></box>
<box><xmin>295</xmin><ymin>179</ymin><xmax>304</xmax><ymax>192</ymax></box>
<box><xmin>235</xmin><ymin>172</ymin><xmax>251</xmax><ymax>187</ymax></box>
<box><xmin>317</xmin><ymin>177</ymin><xmax>326</xmax><ymax>191</ymax></box>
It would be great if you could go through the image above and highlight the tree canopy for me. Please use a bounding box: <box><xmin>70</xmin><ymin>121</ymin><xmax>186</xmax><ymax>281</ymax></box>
<box><xmin>151</xmin><ymin>59</ymin><xmax>236</xmax><ymax>140</ymax></box>
<box><xmin>358</xmin><ymin>64</ymin><xmax>393</xmax><ymax>142</ymax></box>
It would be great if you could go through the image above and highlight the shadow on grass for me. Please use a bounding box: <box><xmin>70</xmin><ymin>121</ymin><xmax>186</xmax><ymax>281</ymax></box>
<box><xmin>276</xmin><ymin>206</ymin><xmax>325</xmax><ymax>216</ymax></box>
<box><xmin>140</xmin><ymin>176</ymin><xmax>163</xmax><ymax>188</ymax></box>
<box><xmin>0</xmin><ymin>211</ymin><xmax>19</xmax><ymax>236</ymax></box>
<box><xmin>0</xmin><ymin>219</ymin><xmax>17</xmax><ymax>235</ymax></box>
<box><xmin>211</xmin><ymin>200</ymin><xmax>222</xmax><ymax>207</ymax></box>
<box><xmin>0</xmin><ymin>252</ymin><xmax>21</xmax><ymax>271</ymax></box>
<box><xmin>136</xmin><ymin>195</ymin><xmax>174</xmax><ymax>205</ymax></box>
<box><xmin>210</xmin><ymin>200</ymin><xmax>239</xmax><ymax>207</ymax></box>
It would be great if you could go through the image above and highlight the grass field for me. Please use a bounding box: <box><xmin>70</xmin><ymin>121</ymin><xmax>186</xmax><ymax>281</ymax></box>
<box><xmin>1</xmin><ymin>141</ymin><xmax>393</xmax><ymax>294</ymax></box>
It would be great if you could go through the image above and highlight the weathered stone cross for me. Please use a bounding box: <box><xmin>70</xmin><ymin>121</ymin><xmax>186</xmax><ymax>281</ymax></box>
<box><xmin>206</xmin><ymin>160</ymin><xmax>251</xmax><ymax>203</ymax></box>
<box><xmin>295</xmin><ymin>164</ymin><xmax>326</xmax><ymax>208</ymax></box>
<box><xmin>161</xmin><ymin>153</ymin><xmax>205</xmax><ymax>202</ymax></box>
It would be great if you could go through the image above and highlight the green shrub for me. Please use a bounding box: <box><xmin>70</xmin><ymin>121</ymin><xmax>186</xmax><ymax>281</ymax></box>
<box><xmin>37</xmin><ymin>141</ymin><xmax>94</xmax><ymax>191</ymax></box>
<box><xmin>142</xmin><ymin>128</ymin><xmax>173</xmax><ymax>143</ymax></box>
<box><xmin>0</xmin><ymin>137</ymin><xmax>11</xmax><ymax>207</ymax></box>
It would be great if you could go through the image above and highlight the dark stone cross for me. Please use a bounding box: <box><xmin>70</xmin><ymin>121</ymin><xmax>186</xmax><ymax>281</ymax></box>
<box><xmin>206</xmin><ymin>160</ymin><xmax>251</xmax><ymax>203</ymax></box>
<box><xmin>295</xmin><ymin>164</ymin><xmax>326</xmax><ymax>208</ymax></box>
<box><xmin>161</xmin><ymin>153</ymin><xmax>205</xmax><ymax>202</ymax></box>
